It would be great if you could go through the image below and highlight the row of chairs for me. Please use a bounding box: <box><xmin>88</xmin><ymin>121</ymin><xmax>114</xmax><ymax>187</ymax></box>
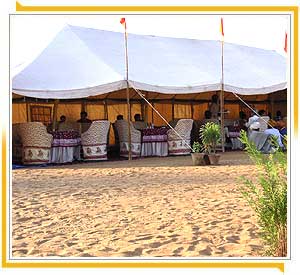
<box><xmin>12</xmin><ymin>119</ymin><xmax>194</xmax><ymax>165</ymax></box>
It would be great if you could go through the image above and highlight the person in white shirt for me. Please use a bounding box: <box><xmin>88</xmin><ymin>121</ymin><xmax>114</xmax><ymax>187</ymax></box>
<box><xmin>264</xmin><ymin>125</ymin><xmax>284</xmax><ymax>148</ymax></box>
<box><xmin>245</xmin><ymin>111</ymin><xmax>259</xmax><ymax>128</ymax></box>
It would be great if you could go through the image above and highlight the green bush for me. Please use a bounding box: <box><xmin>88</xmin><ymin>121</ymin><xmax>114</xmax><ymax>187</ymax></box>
<box><xmin>239</xmin><ymin>130</ymin><xmax>287</xmax><ymax>256</ymax></box>
<box><xmin>192</xmin><ymin>142</ymin><xmax>202</xmax><ymax>153</ymax></box>
<box><xmin>199</xmin><ymin>122</ymin><xmax>221</xmax><ymax>154</ymax></box>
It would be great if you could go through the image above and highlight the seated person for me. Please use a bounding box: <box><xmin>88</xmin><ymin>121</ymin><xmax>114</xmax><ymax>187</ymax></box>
<box><xmin>133</xmin><ymin>113</ymin><xmax>147</xmax><ymax>130</ymax></box>
<box><xmin>277</xmin><ymin>119</ymin><xmax>287</xmax><ymax>145</ymax></box>
<box><xmin>77</xmin><ymin>111</ymin><xmax>92</xmax><ymax>133</ymax></box>
<box><xmin>204</xmin><ymin>110</ymin><xmax>212</xmax><ymax>119</ymax></box>
<box><xmin>274</xmin><ymin>110</ymin><xmax>282</xmax><ymax>121</ymax></box>
<box><xmin>116</xmin><ymin>114</ymin><xmax>124</xmax><ymax>120</ymax></box>
<box><xmin>201</xmin><ymin>110</ymin><xmax>219</xmax><ymax>125</ymax></box>
<box><xmin>258</xmin><ymin>109</ymin><xmax>266</xmax><ymax>116</ymax></box>
<box><xmin>77</xmin><ymin>111</ymin><xmax>92</xmax><ymax>123</ymax></box>
<box><xmin>238</xmin><ymin>111</ymin><xmax>247</xmax><ymax>131</ymax></box>
<box><xmin>245</xmin><ymin>110</ymin><xmax>259</xmax><ymax>128</ymax></box>
<box><xmin>58</xmin><ymin>115</ymin><xmax>66</xmax><ymax>124</ymax></box>
<box><xmin>264</xmin><ymin>121</ymin><xmax>284</xmax><ymax>148</ymax></box>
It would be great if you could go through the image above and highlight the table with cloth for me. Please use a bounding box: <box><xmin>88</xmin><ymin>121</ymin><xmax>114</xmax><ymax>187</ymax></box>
<box><xmin>225</xmin><ymin>125</ymin><xmax>243</xmax><ymax>150</ymax></box>
<box><xmin>50</xmin><ymin>130</ymin><xmax>81</xmax><ymax>163</ymax></box>
<box><xmin>141</xmin><ymin>127</ymin><xmax>168</xmax><ymax>157</ymax></box>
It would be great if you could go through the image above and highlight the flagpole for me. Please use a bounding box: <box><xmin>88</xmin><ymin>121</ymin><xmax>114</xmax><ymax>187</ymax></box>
<box><xmin>220</xmin><ymin>18</ymin><xmax>225</xmax><ymax>153</ymax></box>
<box><xmin>121</xmin><ymin>18</ymin><xmax>132</xmax><ymax>160</ymax></box>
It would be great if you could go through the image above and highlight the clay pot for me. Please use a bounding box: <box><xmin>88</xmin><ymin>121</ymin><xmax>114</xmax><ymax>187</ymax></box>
<box><xmin>191</xmin><ymin>153</ymin><xmax>210</xmax><ymax>166</ymax></box>
<box><xmin>208</xmin><ymin>154</ymin><xmax>221</xmax><ymax>165</ymax></box>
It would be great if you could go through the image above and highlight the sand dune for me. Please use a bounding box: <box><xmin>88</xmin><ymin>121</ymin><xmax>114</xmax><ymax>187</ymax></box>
<box><xmin>12</xmin><ymin>151</ymin><xmax>264</xmax><ymax>257</ymax></box>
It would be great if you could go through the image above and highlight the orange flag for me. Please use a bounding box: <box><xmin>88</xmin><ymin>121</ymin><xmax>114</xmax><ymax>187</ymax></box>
<box><xmin>284</xmin><ymin>32</ymin><xmax>287</xmax><ymax>53</ymax></box>
<box><xmin>220</xmin><ymin>18</ymin><xmax>224</xmax><ymax>37</ymax></box>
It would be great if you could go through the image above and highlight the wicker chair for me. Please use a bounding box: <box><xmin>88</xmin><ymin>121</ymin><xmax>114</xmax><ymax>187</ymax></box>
<box><xmin>114</xmin><ymin>120</ymin><xmax>141</xmax><ymax>158</ymax></box>
<box><xmin>167</xmin><ymin>119</ymin><xmax>193</xmax><ymax>155</ymax></box>
<box><xmin>12</xmin><ymin>123</ymin><xmax>23</xmax><ymax>164</ymax></box>
<box><xmin>81</xmin><ymin>120</ymin><xmax>110</xmax><ymax>161</ymax></box>
<box><xmin>19</xmin><ymin>122</ymin><xmax>53</xmax><ymax>165</ymax></box>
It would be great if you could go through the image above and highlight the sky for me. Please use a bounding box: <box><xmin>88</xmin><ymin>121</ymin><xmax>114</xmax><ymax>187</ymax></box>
<box><xmin>10</xmin><ymin>14</ymin><xmax>289</xmax><ymax>74</ymax></box>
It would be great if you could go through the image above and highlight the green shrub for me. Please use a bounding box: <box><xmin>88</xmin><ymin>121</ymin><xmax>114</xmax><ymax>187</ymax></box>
<box><xmin>239</xmin><ymin>130</ymin><xmax>287</xmax><ymax>256</ymax></box>
<box><xmin>192</xmin><ymin>142</ymin><xmax>202</xmax><ymax>153</ymax></box>
<box><xmin>199</xmin><ymin>122</ymin><xmax>221</xmax><ymax>154</ymax></box>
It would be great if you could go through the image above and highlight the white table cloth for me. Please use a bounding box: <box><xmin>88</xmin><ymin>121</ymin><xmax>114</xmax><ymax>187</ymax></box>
<box><xmin>50</xmin><ymin>131</ymin><xmax>81</xmax><ymax>163</ymax></box>
<box><xmin>141</xmin><ymin>128</ymin><xmax>168</xmax><ymax>157</ymax></box>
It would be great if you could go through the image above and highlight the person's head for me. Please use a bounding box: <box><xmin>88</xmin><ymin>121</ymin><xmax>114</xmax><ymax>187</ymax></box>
<box><xmin>117</xmin><ymin>114</ymin><xmax>124</xmax><ymax>120</ymax></box>
<box><xmin>276</xmin><ymin>110</ymin><xmax>282</xmax><ymax>117</ymax></box>
<box><xmin>258</xmin><ymin>109</ymin><xmax>266</xmax><ymax>116</ymax></box>
<box><xmin>134</xmin><ymin>113</ymin><xmax>141</xmax><ymax>121</ymax></box>
<box><xmin>80</xmin><ymin>111</ymin><xmax>88</xmax><ymax>119</ymax></box>
<box><xmin>277</xmin><ymin>119</ymin><xmax>286</xmax><ymax>129</ymax></box>
<box><xmin>59</xmin><ymin>115</ymin><xmax>66</xmax><ymax>122</ymax></box>
<box><xmin>204</xmin><ymin>110</ymin><xmax>212</xmax><ymax>119</ymax></box>
<box><xmin>239</xmin><ymin>111</ymin><xmax>246</xmax><ymax>120</ymax></box>
<box><xmin>211</xmin><ymin>94</ymin><xmax>218</xmax><ymax>103</ymax></box>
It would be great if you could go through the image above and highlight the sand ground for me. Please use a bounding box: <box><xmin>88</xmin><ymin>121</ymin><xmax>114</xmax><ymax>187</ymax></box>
<box><xmin>12</xmin><ymin>151</ymin><xmax>264</xmax><ymax>258</ymax></box>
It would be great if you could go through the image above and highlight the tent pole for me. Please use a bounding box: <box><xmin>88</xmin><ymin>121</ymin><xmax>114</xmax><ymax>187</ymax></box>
<box><xmin>123</xmin><ymin>20</ymin><xmax>132</xmax><ymax>160</ymax></box>
<box><xmin>52</xmin><ymin>99</ymin><xmax>59</xmax><ymax>131</ymax></box>
<box><xmin>144</xmin><ymin>92</ymin><xmax>148</xmax><ymax>123</ymax></box>
<box><xmin>104</xmin><ymin>99</ymin><xmax>108</xmax><ymax>120</ymax></box>
<box><xmin>220</xmin><ymin>39</ymin><xmax>225</xmax><ymax>153</ymax></box>
<box><xmin>171</xmin><ymin>99</ymin><xmax>175</xmax><ymax>121</ymax></box>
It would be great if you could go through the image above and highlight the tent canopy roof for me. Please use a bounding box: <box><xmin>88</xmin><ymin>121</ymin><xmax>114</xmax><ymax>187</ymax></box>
<box><xmin>12</xmin><ymin>25</ymin><xmax>287</xmax><ymax>99</ymax></box>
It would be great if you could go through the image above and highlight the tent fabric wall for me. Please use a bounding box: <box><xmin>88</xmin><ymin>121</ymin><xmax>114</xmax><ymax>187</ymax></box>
<box><xmin>224</xmin><ymin>103</ymin><xmax>240</xmax><ymax>119</ymax></box>
<box><xmin>151</xmin><ymin>103</ymin><xmax>173</xmax><ymax>126</ymax></box>
<box><xmin>57</xmin><ymin>103</ymin><xmax>81</xmax><ymax>122</ymax></box>
<box><xmin>86</xmin><ymin>103</ymin><xmax>105</xmax><ymax>120</ymax></box>
<box><xmin>12</xmin><ymin>103</ymin><xmax>27</xmax><ymax>123</ymax></box>
<box><xmin>174</xmin><ymin>104</ymin><xmax>192</xmax><ymax>119</ymax></box>
<box><xmin>192</xmin><ymin>103</ymin><xmax>209</xmax><ymax>120</ymax></box>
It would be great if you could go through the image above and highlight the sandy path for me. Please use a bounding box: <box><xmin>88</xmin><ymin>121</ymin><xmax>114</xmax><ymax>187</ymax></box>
<box><xmin>12</xmin><ymin>152</ymin><xmax>264</xmax><ymax>257</ymax></box>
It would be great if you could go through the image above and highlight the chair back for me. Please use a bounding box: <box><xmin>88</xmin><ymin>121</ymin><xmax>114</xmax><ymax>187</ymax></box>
<box><xmin>173</xmin><ymin>119</ymin><xmax>194</xmax><ymax>139</ymax></box>
<box><xmin>19</xmin><ymin>122</ymin><xmax>53</xmax><ymax>147</ymax></box>
<box><xmin>114</xmin><ymin>120</ymin><xmax>141</xmax><ymax>143</ymax></box>
<box><xmin>81</xmin><ymin>120</ymin><xmax>110</xmax><ymax>145</ymax></box>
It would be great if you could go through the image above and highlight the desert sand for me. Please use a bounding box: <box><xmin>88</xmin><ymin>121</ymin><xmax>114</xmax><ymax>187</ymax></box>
<box><xmin>12</xmin><ymin>151</ymin><xmax>264</xmax><ymax>258</ymax></box>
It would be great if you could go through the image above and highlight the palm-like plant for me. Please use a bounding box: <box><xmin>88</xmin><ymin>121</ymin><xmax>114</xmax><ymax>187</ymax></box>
<box><xmin>199</xmin><ymin>122</ymin><xmax>221</xmax><ymax>154</ymax></box>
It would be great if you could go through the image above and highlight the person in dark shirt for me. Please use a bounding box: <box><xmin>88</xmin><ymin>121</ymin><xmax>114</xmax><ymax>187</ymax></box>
<box><xmin>116</xmin><ymin>114</ymin><xmax>124</xmax><ymax>120</ymax></box>
<box><xmin>274</xmin><ymin>110</ymin><xmax>282</xmax><ymax>121</ymax></box>
<box><xmin>59</xmin><ymin>115</ymin><xmax>66</xmax><ymax>124</ymax></box>
<box><xmin>77</xmin><ymin>111</ymin><xmax>92</xmax><ymax>123</ymax></box>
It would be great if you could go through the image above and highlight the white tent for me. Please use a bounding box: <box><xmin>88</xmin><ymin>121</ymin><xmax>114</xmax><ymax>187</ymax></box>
<box><xmin>12</xmin><ymin>25</ymin><xmax>287</xmax><ymax>99</ymax></box>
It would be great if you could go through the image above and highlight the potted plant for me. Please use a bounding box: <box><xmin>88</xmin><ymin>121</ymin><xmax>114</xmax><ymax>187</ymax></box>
<box><xmin>199</xmin><ymin>122</ymin><xmax>221</xmax><ymax>165</ymax></box>
<box><xmin>191</xmin><ymin>142</ymin><xmax>210</xmax><ymax>165</ymax></box>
